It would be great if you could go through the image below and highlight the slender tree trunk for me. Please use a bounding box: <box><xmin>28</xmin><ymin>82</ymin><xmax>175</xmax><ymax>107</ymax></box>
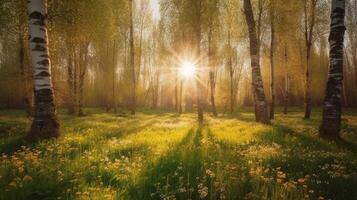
<box><xmin>112</xmin><ymin>40</ymin><xmax>117</xmax><ymax>112</ymax></box>
<box><xmin>269</xmin><ymin>0</ymin><xmax>275</xmax><ymax>119</ymax></box>
<box><xmin>152</xmin><ymin>72</ymin><xmax>159</xmax><ymax>108</ymax></box>
<box><xmin>229</xmin><ymin>57</ymin><xmax>234</xmax><ymax>114</ymax></box>
<box><xmin>19</xmin><ymin>32</ymin><xmax>33</xmax><ymax>116</ymax></box>
<box><xmin>208</xmin><ymin>28</ymin><xmax>217</xmax><ymax>117</ymax></box>
<box><xmin>283</xmin><ymin>44</ymin><xmax>289</xmax><ymax>114</ymax></box>
<box><xmin>73</xmin><ymin>46</ymin><xmax>78</xmax><ymax>113</ymax></box>
<box><xmin>243</xmin><ymin>0</ymin><xmax>270</xmax><ymax>124</ymax></box>
<box><xmin>179</xmin><ymin>79</ymin><xmax>183</xmax><ymax>114</ymax></box>
<box><xmin>129</xmin><ymin>0</ymin><xmax>136</xmax><ymax>115</ymax></box>
<box><xmin>227</xmin><ymin>30</ymin><xmax>234</xmax><ymax>114</ymax></box>
<box><xmin>78</xmin><ymin>42</ymin><xmax>88</xmax><ymax>116</ymax></box>
<box><xmin>319</xmin><ymin>0</ymin><xmax>346</xmax><ymax>138</ymax></box>
<box><xmin>175</xmin><ymin>74</ymin><xmax>178</xmax><ymax>112</ymax></box>
<box><xmin>304</xmin><ymin>0</ymin><xmax>317</xmax><ymax>119</ymax></box>
<box><xmin>67</xmin><ymin>42</ymin><xmax>75</xmax><ymax>114</ymax></box>
<box><xmin>27</xmin><ymin>0</ymin><xmax>59</xmax><ymax>139</ymax></box>
<box><xmin>195</xmin><ymin>0</ymin><xmax>203</xmax><ymax>124</ymax></box>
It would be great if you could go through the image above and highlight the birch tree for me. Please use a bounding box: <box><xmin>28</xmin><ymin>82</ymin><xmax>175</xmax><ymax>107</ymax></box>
<box><xmin>269</xmin><ymin>0</ymin><xmax>275</xmax><ymax>119</ymax></box>
<box><xmin>129</xmin><ymin>0</ymin><xmax>136</xmax><ymax>115</ymax></box>
<box><xmin>319</xmin><ymin>0</ymin><xmax>346</xmax><ymax>138</ymax></box>
<box><xmin>27</xmin><ymin>0</ymin><xmax>59</xmax><ymax>139</ymax></box>
<box><xmin>303</xmin><ymin>0</ymin><xmax>318</xmax><ymax>119</ymax></box>
<box><xmin>243</xmin><ymin>0</ymin><xmax>270</xmax><ymax>124</ymax></box>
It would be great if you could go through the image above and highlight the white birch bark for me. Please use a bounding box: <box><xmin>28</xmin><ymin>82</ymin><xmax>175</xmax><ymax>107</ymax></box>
<box><xmin>320</xmin><ymin>0</ymin><xmax>346</xmax><ymax>137</ymax></box>
<box><xmin>27</xmin><ymin>0</ymin><xmax>59</xmax><ymax>138</ymax></box>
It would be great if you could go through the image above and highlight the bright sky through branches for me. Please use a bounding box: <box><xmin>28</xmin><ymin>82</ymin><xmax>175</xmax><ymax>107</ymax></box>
<box><xmin>150</xmin><ymin>0</ymin><xmax>160</xmax><ymax>20</ymax></box>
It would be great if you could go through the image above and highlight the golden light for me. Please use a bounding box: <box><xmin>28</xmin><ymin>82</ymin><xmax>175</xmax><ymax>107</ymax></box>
<box><xmin>180</xmin><ymin>61</ymin><xmax>196</xmax><ymax>78</ymax></box>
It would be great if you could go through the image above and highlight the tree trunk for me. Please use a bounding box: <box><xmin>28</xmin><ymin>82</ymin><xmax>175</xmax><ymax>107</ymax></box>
<box><xmin>243</xmin><ymin>0</ymin><xmax>270</xmax><ymax>124</ymax></box>
<box><xmin>27</xmin><ymin>0</ymin><xmax>59</xmax><ymax>139</ymax></box>
<box><xmin>319</xmin><ymin>0</ymin><xmax>346</xmax><ymax>138</ymax></box>
<box><xmin>227</xmin><ymin>30</ymin><xmax>234</xmax><ymax>114</ymax></box>
<box><xmin>195</xmin><ymin>0</ymin><xmax>203</xmax><ymax>124</ymax></box>
<box><xmin>283</xmin><ymin>44</ymin><xmax>289</xmax><ymax>114</ymax></box>
<box><xmin>67</xmin><ymin>42</ymin><xmax>75</xmax><ymax>114</ymax></box>
<box><xmin>208</xmin><ymin>28</ymin><xmax>217</xmax><ymax>117</ymax></box>
<box><xmin>112</xmin><ymin>40</ymin><xmax>117</xmax><ymax>112</ymax></box>
<box><xmin>19</xmin><ymin>31</ymin><xmax>33</xmax><ymax>116</ymax></box>
<box><xmin>269</xmin><ymin>0</ymin><xmax>275</xmax><ymax>119</ymax></box>
<box><xmin>303</xmin><ymin>0</ymin><xmax>317</xmax><ymax>119</ymax></box>
<box><xmin>77</xmin><ymin>42</ymin><xmax>89</xmax><ymax>116</ymax></box>
<box><xmin>229</xmin><ymin>57</ymin><xmax>234</xmax><ymax>114</ymax></box>
<box><xmin>175</xmin><ymin>74</ymin><xmax>178</xmax><ymax>112</ymax></box>
<box><xmin>129</xmin><ymin>0</ymin><xmax>136</xmax><ymax>115</ymax></box>
<box><xmin>179</xmin><ymin>79</ymin><xmax>183</xmax><ymax>114</ymax></box>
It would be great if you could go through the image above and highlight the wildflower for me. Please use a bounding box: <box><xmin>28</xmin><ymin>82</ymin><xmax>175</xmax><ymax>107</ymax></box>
<box><xmin>198</xmin><ymin>184</ymin><xmax>208</xmax><ymax>199</ymax></box>
<box><xmin>297</xmin><ymin>178</ymin><xmax>305</xmax><ymax>184</ymax></box>
<box><xmin>9</xmin><ymin>181</ymin><xmax>17</xmax><ymax>187</ymax></box>
<box><xmin>23</xmin><ymin>175</ymin><xmax>32</xmax><ymax>182</ymax></box>
<box><xmin>206</xmin><ymin>169</ymin><xmax>215</xmax><ymax>178</ymax></box>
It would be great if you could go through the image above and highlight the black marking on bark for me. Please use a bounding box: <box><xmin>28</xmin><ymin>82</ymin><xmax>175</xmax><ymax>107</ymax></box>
<box><xmin>37</xmin><ymin>59</ymin><xmax>49</xmax><ymax>66</ymax></box>
<box><xmin>31</xmin><ymin>37</ymin><xmax>46</xmax><ymax>44</ymax></box>
<box><xmin>32</xmin><ymin>45</ymin><xmax>46</xmax><ymax>51</ymax></box>
<box><xmin>29</xmin><ymin>12</ymin><xmax>45</xmax><ymax>20</ymax></box>
<box><xmin>35</xmin><ymin>71</ymin><xmax>50</xmax><ymax>77</ymax></box>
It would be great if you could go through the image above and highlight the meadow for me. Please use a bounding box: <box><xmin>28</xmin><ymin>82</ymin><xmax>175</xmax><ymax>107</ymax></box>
<box><xmin>0</xmin><ymin>108</ymin><xmax>356</xmax><ymax>200</ymax></box>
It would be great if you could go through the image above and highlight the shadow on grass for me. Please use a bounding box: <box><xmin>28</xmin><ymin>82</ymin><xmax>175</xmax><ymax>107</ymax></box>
<box><xmin>128</xmin><ymin>127</ymin><xmax>204</xmax><ymax>199</ymax></box>
<box><xmin>0</xmin><ymin>135</ymin><xmax>41</xmax><ymax>154</ymax></box>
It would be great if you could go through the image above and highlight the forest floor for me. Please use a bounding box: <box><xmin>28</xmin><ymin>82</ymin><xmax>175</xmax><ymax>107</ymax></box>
<box><xmin>0</xmin><ymin>108</ymin><xmax>356</xmax><ymax>200</ymax></box>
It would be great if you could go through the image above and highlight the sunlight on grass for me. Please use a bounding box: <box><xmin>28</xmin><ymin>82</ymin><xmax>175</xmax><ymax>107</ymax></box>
<box><xmin>0</xmin><ymin>110</ymin><xmax>356</xmax><ymax>200</ymax></box>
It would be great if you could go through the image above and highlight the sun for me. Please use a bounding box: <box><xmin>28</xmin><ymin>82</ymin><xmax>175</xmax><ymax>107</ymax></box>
<box><xmin>180</xmin><ymin>61</ymin><xmax>196</xmax><ymax>78</ymax></box>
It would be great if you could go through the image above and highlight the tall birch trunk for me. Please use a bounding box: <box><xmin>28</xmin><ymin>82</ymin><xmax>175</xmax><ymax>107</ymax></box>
<box><xmin>77</xmin><ymin>42</ymin><xmax>89</xmax><ymax>116</ymax></box>
<box><xmin>319</xmin><ymin>0</ymin><xmax>346</xmax><ymax>138</ymax></box>
<box><xmin>227</xmin><ymin>30</ymin><xmax>235</xmax><ymax>114</ymax></box>
<box><xmin>243</xmin><ymin>0</ymin><xmax>270</xmax><ymax>124</ymax></box>
<box><xmin>27</xmin><ymin>0</ymin><xmax>59</xmax><ymax>139</ymax></box>
<box><xmin>195</xmin><ymin>0</ymin><xmax>204</xmax><ymax>124</ymax></box>
<box><xmin>303</xmin><ymin>0</ymin><xmax>317</xmax><ymax>119</ymax></box>
<box><xmin>129</xmin><ymin>0</ymin><xmax>136</xmax><ymax>115</ymax></box>
<box><xmin>269</xmin><ymin>0</ymin><xmax>275</xmax><ymax>119</ymax></box>
<box><xmin>283</xmin><ymin>44</ymin><xmax>289</xmax><ymax>114</ymax></box>
<box><xmin>112</xmin><ymin>40</ymin><xmax>117</xmax><ymax>112</ymax></box>
<box><xmin>208</xmin><ymin>27</ymin><xmax>217</xmax><ymax>117</ymax></box>
<box><xmin>66</xmin><ymin>41</ymin><xmax>75</xmax><ymax>114</ymax></box>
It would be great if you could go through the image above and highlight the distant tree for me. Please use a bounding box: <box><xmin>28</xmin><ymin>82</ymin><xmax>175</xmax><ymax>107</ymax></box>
<box><xmin>129</xmin><ymin>0</ymin><xmax>136</xmax><ymax>115</ymax></box>
<box><xmin>243</xmin><ymin>0</ymin><xmax>270</xmax><ymax>124</ymax></box>
<box><xmin>303</xmin><ymin>0</ymin><xmax>318</xmax><ymax>119</ymax></box>
<box><xmin>206</xmin><ymin>0</ymin><xmax>219</xmax><ymax>117</ymax></box>
<box><xmin>27</xmin><ymin>0</ymin><xmax>59</xmax><ymax>139</ymax></box>
<box><xmin>269</xmin><ymin>0</ymin><xmax>275</xmax><ymax>119</ymax></box>
<box><xmin>283</xmin><ymin>44</ymin><xmax>289</xmax><ymax>115</ymax></box>
<box><xmin>319</xmin><ymin>0</ymin><xmax>346</xmax><ymax>138</ymax></box>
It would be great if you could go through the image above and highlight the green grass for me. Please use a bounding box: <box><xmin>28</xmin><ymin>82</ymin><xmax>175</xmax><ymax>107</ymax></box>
<box><xmin>0</xmin><ymin>108</ymin><xmax>356</xmax><ymax>200</ymax></box>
